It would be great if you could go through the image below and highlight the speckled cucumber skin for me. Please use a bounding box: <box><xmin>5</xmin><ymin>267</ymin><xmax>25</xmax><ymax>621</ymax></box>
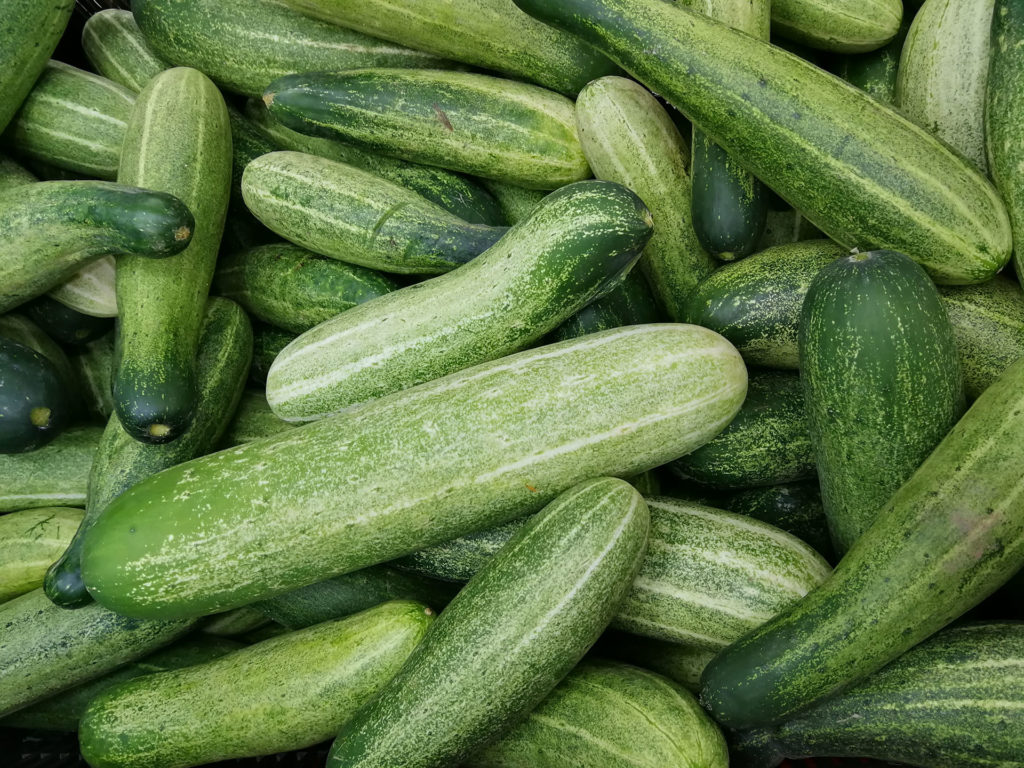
<box><xmin>327</xmin><ymin>478</ymin><xmax>649</xmax><ymax>768</ymax></box>
<box><xmin>267</xmin><ymin>181</ymin><xmax>652</xmax><ymax>420</ymax></box>
<box><xmin>82</xmin><ymin>10</ymin><xmax>169</xmax><ymax>93</ymax></box>
<box><xmin>700</xmin><ymin>356</ymin><xmax>1024</xmax><ymax>730</ymax></box>
<box><xmin>0</xmin><ymin>155</ymin><xmax>37</xmax><ymax>190</ymax></box>
<box><xmin>800</xmin><ymin>251</ymin><xmax>965</xmax><ymax>553</ymax></box>
<box><xmin>243</xmin><ymin>152</ymin><xmax>505</xmax><ymax>275</ymax></box>
<box><xmin>771</xmin><ymin>0</ymin><xmax>902</xmax><ymax>53</ymax></box>
<box><xmin>80</xmin><ymin>600</ymin><xmax>434</xmax><ymax>768</ymax></box>
<box><xmin>512</xmin><ymin>0</ymin><xmax>1010</xmax><ymax>285</ymax></box>
<box><xmin>835</xmin><ymin>17</ymin><xmax>908</xmax><ymax>105</ymax></box>
<box><xmin>897</xmin><ymin>0</ymin><xmax>993</xmax><ymax>173</ymax></box>
<box><xmin>465</xmin><ymin>660</ymin><xmax>727</xmax><ymax>768</ymax></box>
<box><xmin>0</xmin><ymin>508</ymin><xmax>83</xmax><ymax>604</ymax></box>
<box><xmin>69</xmin><ymin>333</ymin><xmax>116</xmax><ymax>422</ymax></box>
<box><xmin>718</xmin><ymin>482</ymin><xmax>834</xmax><ymax>563</ymax></box>
<box><xmin>482</xmin><ymin>181</ymin><xmax>547</xmax><ymax>225</ymax></box>
<box><xmin>0</xmin><ymin>181</ymin><xmax>194</xmax><ymax>314</ymax></box>
<box><xmin>0</xmin><ymin>426</ymin><xmax>100</xmax><ymax>513</ymax></box>
<box><xmin>82</xmin><ymin>324</ymin><xmax>746</xmax><ymax>620</ymax></box>
<box><xmin>219</xmin><ymin>390</ymin><xmax>294</xmax><ymax>447</ymax></box>
<box><xmin>115</xmin><ymin>68</ymin><xmax>233</xmax><ymax>444</ymax></box>
<box><xmin>266</xmin><ymin>69</ymin><xmax>590</xmax><ymax>191</ymax></box>
<box><xmin>132</xmin><ymin>0</ymin><xmax>450</xmax><ymax>98</ymax></box>
<box><xmin>596</xmin><ymin>633</ymin><xmax>717</xmax><ymax>694</ymax></box>
<box><xmin>249</xmin><ymin>322</ymin><xmax>294</xmax><ymax>385</ymax></box>
<box><xmin>4</xmin><ymin>61</ymin><xmax>135</xmax><ymax>180</ymax></box>
<box><xmin>730</xmin><ymin>623</ymin><xmax>1024</xmax><ymax>768</ymax></box>
<box><xmin>551</xmin><ymin>268</ymin><xmax>661</xmax><ymax>342</ymax></box>
<box><xmin>215</xmin><ymin>244</ymin><xmax>399</xmax><ymax>335</ymax></box>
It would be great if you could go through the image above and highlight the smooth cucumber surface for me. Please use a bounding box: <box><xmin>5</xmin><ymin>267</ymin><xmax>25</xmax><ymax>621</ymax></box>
<box><xmin>771</xmin><ymin>0</ymin><xmax>902</xmax><ymax>52</ymax></box>
<box><xmin>0</xmin><ymin>339</ymin><xmax>70</xmax><ymax>454</ymax></box>
<box><xmin>0</xmin><ymin>507</ymin><xmax>82</xmax><ymax>604</ymax></box>
<box><xmin>0</xmin><ymin>426</ymin><xmax>100</xmax><ymax>512</ymax></box>
<box><xmin>219</xmin><ymin>390</ymin><xmax>294</xmax><ymax>447</ymax></box>
<box><xmin>0</xmin><ymin>312</ymin><xmax>77</xmax><ymax>395</ymax></box>
<box><xmin>49</xmin><ymin>256</ymin><xmax>118</xmax><ymax>318</ymax></box>
<box><xmin>82</xmin><ymin>9</ymin><xmax>168</xmax><ymax>93</ymax></box>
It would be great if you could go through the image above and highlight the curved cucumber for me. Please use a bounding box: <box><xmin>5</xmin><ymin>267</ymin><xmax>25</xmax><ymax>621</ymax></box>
<box><xmin>49</xmin><ymin>256</ymin><xmax>118</xmax><ymax>318</ymax></box>
<box><xmin>0</xmin><ymin>426</ymin><xmax>100</xmax><ymax>512</ymax></box>
<box><xmin>69</xmin><ymin>333</ymin><xmax>116</xmax><ymax>422</ymax></box>
<box><xmin>0</xmin><ymin>338</ymin><xmax>70</xmax><ymax>454</ymax></box>
<box><xmin>551</xmin><ymin>268</ymin><xmax>662</xmax><ymax>342</ymax></box>
<box><xmin>82</xmin><ymin>9</ymin><xmax>168</xmax><ymax>93</ymax></box>
<box><xmin>772</xmin><ymin>0</ymin><xmax>902</xmax><ymax>53</ymax></box>
<box><xmin>596</xmin><ymin>633</ymin><xmax>718</xmax><ymax>694</ymax></box>
<box><xmin>219</xmin><ymin>390</ymin><xmax>294</xmax><ymax>447</ymax></box>
<box><xmin>0</xmin><ymin>508</ymin><xmax>82</xmax><ymax>604</ymax></box>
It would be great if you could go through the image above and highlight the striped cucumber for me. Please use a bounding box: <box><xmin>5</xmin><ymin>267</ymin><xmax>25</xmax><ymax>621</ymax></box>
<box><xmin>220</xmin><ymin>390</ymin><xmax>294</xmax><ymax>447</ymax></box>
<box><xmin>835</xmin><ymin>17</ymin><xmax>910</xmax><ymax>105</ymax></box>
<box><xmin>771</xmin><ymin>0</ymin><xmax>902</xmax><ymax>52</ymax></box>
<box><xmin>242</xmin><ymin>151</ymin><xmax>506</xmax><ymax>274</ymax></box>
<box><xmin>718</xmin><ymin>482</ymin><xmax>834</xmax><ymax>563</ymax></box>
<box><xmin>82</xmin><ymin>9</ymin><xmax>168</xmax><ymax>93</ymax></box>
<box><xmin>0</xmin><ymin>426</ymin><xmax>100</xmax><ymax>513</ymax></box>
<box><xmin>512</xmin><ymin>0</ymin><xmax>1010</xmax><ymax>285</ymax></box>
<box><xmin>575</xmin><ymin>76</ymin><xmax>715</xmax><ymax>320</ymax></box>
<box><xmin>0</xmin><ymin>338</ymin><xmax>70</xmax><ymax>453</ymax></box>
<box><xmin>250</xmin><ymin>322</ymin><xmax>294</xmax><ymax>385</ymax></box>
<box><xmin>0</xmin><ymin>508</ymin><xmax>82</xmax><ymax>604</ymax></box>
<box><xmin>69</xmin><ymin>333</ymin><xmax>116</xmax><ymax>422</ymax></box>
<box><xmin>596</xmin><ymin>633</ymin><xmax>718</xmax><ymax>694</ymax></box>
<box><xmin>24</xmin><ymin>296</ymin><xmax>112</xmax><ymax>346</ymax></box>
<box><xmin>327</xmin><ymin>478</ymin><xmax>649</xmax><ymax>768</ymax></box>
<box><xmin>482</xmin><ymin>181</ymin><xmax>547</xmax><ymax>225</ymax></box>
<box><xmin>393</xmin><ymin>520</ymin><xmax>528</xmax><ymax>583</ymax></box>
<box><xmin>267</xmin><ymin>181</ymin><xmax>652</xmax><ymax>420</ymax></box>
<box><xmin>50</xmin><ymin>257</ymin><xmax>118</xmax><ymax>319</ymax></box>
<box><xmin>82</xmin><ymin>324</ymin><xmax>746</xmax><ymax>620</ymax></box>
<box><xmin>200</xmin><ymin>607</ymin><xmax>271</xmax><ymax>638</ymax></box>
<box><xmin>115</xmin><ymin>67</ymin><xmax>233</xmax><ymax>444</ymax></box>
<box><xmin>700</xmin><ymin>356</ymin><xmax>1024</xmax><ymax>729</ymax></box>
<box><xmin>550</xmin><ymin>268</ymin><xmax>662</xmax><ymax>342</ymax></box>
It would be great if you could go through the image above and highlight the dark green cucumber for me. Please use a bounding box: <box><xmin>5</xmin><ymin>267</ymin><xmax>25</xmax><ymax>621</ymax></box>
<box><xmin>595</xmin><ymin>632</ymin><xmax>717</xmax><ymax>694</ymax></box>
<box><xmin>481</xmin><ymin>180</ymin><xmax>546</xmax><ymax>225</ymax></box>
<box><xmin>550</xmin><ymin>268</ymin><xmax>662</xmax><ymax>342</ymax></box>
<box><xmin>755</xmin><ymin>209</ymin><xmax>824</xmax><ymax>251</ymax></box>
<box><xmin>0</xmin><ymin>507</ymin><xmax>83</xmax><ymax>604</ymax></box>
<box><xmin>327</xmin><ymin>478</ymin><xmax>649</xmax><ymax>768</ymax></box>
<box><xmin>200</xmin><ymin>607</ymin><xmax>271</xmax><ymax>638</ymax></box>
<box><xmin>24</xmin><ymin>296</ymin><xmax>112</xmax><ymax>346</ymax></box>
<box><xmin>80</xmin><ymin>601</ymin><xmax>434</xmax><ymax>768</ymax></box>
<box><xmin>0</xmin><ymin>312</ymin><xmax>77</xmax><ymax>395</ymax></box>
<box><xmin>68</xmin><ymin>333</ymin><xmax>116</xmax><ymax>422</ymax></box>
<box><xmin>115</xmin><ymin>67</ymin><xmax>233</xmax><ymax>444</ymax></box>
<box><xmin>0</xmin><ymin>338</ymin><xmax>70</xmax><ymax>454</ymax></box>
<box><xmin>223</xmin><ymin>106</ymin><xmax>278</xmax><ymax>254</ymax></box>
<box><xmin>835</xmin><ymin>17</ymin><xmax>909</xmax><ymax>105</ymax></box>
<box><xmin>249</xmin><ymin>322</ymin><xmax>295</xmax><ymax>386</ymax></box>
<box><xmin>717</xmin><ymin>482</ymin><xmax>834</xmax><ymax>563</ymax></box>
<box><xmin>771</xmin><ymin>0</ymin><xmax>902</xmax><ymax>53</ymax></box>
<box><xmin>214</xmin><ymin>243</ymin><xmax>399</xmax><ymax>335</ymax></box>
<box><xmin>0</xmin><ymin>426</ymin><xmax>100</xmax><ymax>512</ymax></box>
<box><xmin>800</xmin><ymin>250</ymin><xmax>965</xmax><ymax>552</ymax></box>
<box><xmin>219</xmin><ymin>389</ymin><xmax>295</xmax><ymax>447</ymax></box>
<box><xmin>45</xmin><ymin>297</ymin><xmax>252</xmax><ymax>609</ymax></box>
<box><xmin>700</xmin><ymin>356</ymin><xmax>1024</xmax><ymax>730</ymax></box>
<box><xmin>82</xmin><ymin>9</ymin><xmax>169</xmax><ymax>93</ymax></box>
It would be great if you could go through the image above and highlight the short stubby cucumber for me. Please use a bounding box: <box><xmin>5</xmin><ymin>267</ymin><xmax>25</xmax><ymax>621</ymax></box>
<box><xmin>49</xmin><ymin>256</ymin><xmax>118</xmax><ymax>319</ymax></box>
<box><xmin>82</xmin><ymin>9</ymin><xmax>169</xmax><ymax>93</ymax></box>
<box><xmin>267</xmin><ymin>181</ymin><xmax>653</xmax><ymax>420</ymax></box>
<box><xmin>550</xmin><ymin>268</ymin><xmax>662</xmax><ymax>342</ymax></box>
<box><xmin>771</xmin><ymin>0</ymin><xmax>902</xmax><ymax>53</ymax></box>
<box><xmin>81</xmin><ymin>324</ymin><xmax>746</xmax><ymax>620</ymax></box>
<box><xmin>220</xmin><ymin>390</ymin><xmax>295</xmax><ymax>447</ymax></box>
<box><xmin>0</xmin><ymin>426</ymin><xmax>100</xmax><ymax>513</ymax></box>
<box><xmin>0</xmin><ymin>508</ymin><xmax>83</xmax><ymax>604</ymax></box>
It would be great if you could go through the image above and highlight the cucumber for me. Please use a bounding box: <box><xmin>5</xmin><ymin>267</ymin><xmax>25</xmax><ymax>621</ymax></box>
<box><xmin>79</xmin><ymin>601</ymin><xmax>434</xmax><ymax>768</ymax></box>
<box><xmin>0</xmin><ymin>0</ymin><xmax>74</xmax><ymax>134</ymax></box>
<box><xmin>835</xmin><ymin>17</ymin><xmax>909</xmax><ymax>105</ymax></box>
<box><xmin>214</xmin><ymin>243</ymin><xmax>399</xmax><ymax>334</ymax></box>
<box><xmin>327</xmin><ymin>478</ymin><xmax>649</xmax><ymax>768</ymax></box>
<box><xmin>730</xmin><ymin>623</ymin><xmax>1024</xmax><ymax>768</ymax></box>
<box><xmin>481</xmin><ymin>181</ymin><xmax>546</xmax><ymax>225</ymax></box>
<box><xmin>393</xmin><ymin>519</ymin><xmax>528</xmax><ymax>583</ymax></box>
<box><xmin>0</xmin><ymin>508</ymin><xmax>83</xmax><ymax>604</ymax></box>
<box><xmin>801</xmin><ymin>250</ymin><xmax>965</xmax><ymax>553</ymax></box>
<box><xmin>0</xmin><ymin>181</ymin><xmax>195</xmax><ymax>314</ymax></box>
<box><xmin>82</xmin><ymin>9</ymin><xmax>169</xmax><ymax>93</ymax></box>
<box><xmin>511</xmin><ymin>0</ymin><xmax>1010</xmax><ymax>285</ymax></box>
<box><xmin>596</xmin><ymin>633</ymin><xmax>717</xmax><ymax>694</ymax></box>
<box><xmin>0</xmin><ymin>338</ymin><xmax>70</xmax><ymax>454</ymax></box>
<box><xmin>3</xmin><ymin>61</ymin><xmax>135</xmax><ymax>180</ymax></box>
<box><xmin>550</xmin><ymin>268</ymin><xmax>662</xmax><ymax>342</ymax></box>
<box><xmin>265</xmin><ymin>70</ymin><xmax>590</xmax><ymax>191</ymax></box>
<box><xmin>115</xmin><ymin>67</ymin><xmax>233</xmax><ymax>444</ymax></box>
<box><xmin>700</xmin><ymin>356</ymin><xmax>1024</xmax><ymax>730</ymax></box>
<box><xmin>756</xmin><ymin>209</ymin><xmax>824</xmax><ymax>251</ymax></box>
<box><xmin>24</xmin><ymin>296</ymin><xmax>112</xmax><ymax>346</ymax></box>
<box><xmin>81</xmin><ymin>324</ymin><xmax>746</xmax><ymax>620</ymax></box>
<box><xmin>717</xmin><ymin>482</ymin><xmax>834</xmax><ymax>563</ymax></box>
<box><xmin>897</xmin><ymin>0</ymin><xmax>994</xmax><ymax>173</ymax></box>
<box><xmin>49</xmin><ymin>257</ymin><xmax>118</xmax><ymax>319</ymax></box>
<box><xmin>0</xmin><ymin>426</ymin><xmax>100</xmax><ymax>512</ymax></box>
<box><xmin>69</xmin><ymin>333</ymin><xmax>116</xmax><ymax>422</ymax></box>
<box><xmin>250</xmin><ymin>322</ymin><xmax>294</xmax><ymax>385</ymax></box>
<box><xmin>0</xmin><ymin>312</ymin><xmax>77</xmax><ymax>395</ymax></box>
<box><xmin>772</xmin><ymin>0</ymin><xmax>902</xmax><ymax>53</ymax></box>
<box><xmin>0</xmin><ymin>154</ymin><xmax>37</xmax><ymax>191</ymax></box>
<box><xmin>575</xmin><ymin>76</ymin><xmax>715</xmax><ymax>320</ymax></box>
<box><xmin>242</xmin><ymin>151</ymin><xmax>506</xmax><ymax>275</ymax></box>
<box><xmin>465</xmin><ymin>660</ymin><xmax>727</xmax><ymax>768</ymax></box>
<box><xmin>267</xmin><ymin>181</ymin><xmax>653</xmax><ymax>420</ymax></box>
<box><xmin>200</xmin><ymin>607</ymin><xmax>271</xmax><ymax>637</ymax></box>
<box><xmin>220</xmin><ymin>389</ymin><xmax>295</xmax><ymax>447</ymax></box>
<box><xmin>223</xmin><ymin>106</ymin><xmax>279</xmax><ymax>253</ymax></box>
<box><xmin>45</xmin><ymin>298</ymin><xmax>252</xmax><ymax>609</ymax></box>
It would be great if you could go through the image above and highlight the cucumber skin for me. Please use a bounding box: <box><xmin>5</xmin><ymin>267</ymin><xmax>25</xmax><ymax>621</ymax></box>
<box><xmin>700</xmin><ymin>356</ymin><xmax>1024</xmax><ymax>730</ymax></box>
<box><xmin>511</xmin><ymin>0</ymin><xmax>1010</xmax><ymax>285</ymax></box>
<box><xmin>0</xmin><ymin>339</ymin><xmax>70</xmax><ymax>454</ymax></box>
<box><xmin>82</xmin><ymin>10</ymin><xmax>168</xmax><ymax>93</ymax></box>
<box><xmin>800</xmin><ymin>251</ymin><xmax>965</xmax><ymax>553</ymax></box>
<box><xmin>0</xmin><ymin>426</ymin><xmax>100</xmax><ymax>513</ymax></box>
<box><xmin>49</xmin><ymin>256</ymin><xmax>118</xmax><ymax>318</ymax></box>
<box><xmin>0</xmin><ymin>312</ymin><xmax>78</xmax><ymax>396</ymax></box>
<box><xmin>595</xmin><ymin>633</ymin><xmax>718</xmax><ymax>694</ymax></box>
<box><xmin>249</xmin><ymin>322</ymin><xmax>295</xmax><ymax>385</ymax></box>
<box><xmin>81</xmin><ymin>324</ymin><xmax>746</xmax><ymax>620</ymax></box>
<box><xmin>0</xmin><ymin>507</ymin><xmax>83</xmax><ymax>604</ymax></box>
<box><xmin>80</xmin><ymin>601</ymin><xmax>434</xmax><ymax>768</ymax></box>
<box><xmin>482</xmin><ymin>180</ymin><xmax>547</xmax><ymax>225</ymax></box>
<box><xmin>550</xmin><ymin>268</ymin><xmax>662</xmax><ymax>342</ymax></box>
<box><xmin>718</xmin><ymin>482</ymin><xmax>834</xmax><ymax>563</ymax></box>
<box><xmin>69</xmin><ymin>333</ymin><xmax>116</xmax><ymax>422</ymax></box>
<box><xmin>835</xmin><ymin>17</ymin><xmax>908</xmax><ymax>105</ymax></box>
<box><xmin>327</xmin><ymin>478</ymin><xmax>649</xmax><ymax>768</ymax></box>
<box><xmin>0</xmin><ymin>154</ymin><xmax>37</xmax><ymax>191</ymax></box>
<box><xmin>24</xmin><ymin>296</ymin><xmax>112</xmax><ymax>346</ymax></box>
<box><xmin>115</xmin><ymin>68</ymin><xmax>233</xmax><ymax>445</ymax></box>
<box><xmin>220</xmin><ymin>390</ymin><xmax>295</xmax><ymax>447</ymax></box>
<box><xmin>771</xmin><ymin>0</ymin><xmax>902</xmax><ymax>53</ymax></box>
<box><xmin>266</xmin><ymin>69</ymin><xmax>590</xmax><ymax>191</ymax></box>
<box><xmin>267</xmin><ymin>180</ymin><xmax>653</xmax><ymax>420</ymax></box>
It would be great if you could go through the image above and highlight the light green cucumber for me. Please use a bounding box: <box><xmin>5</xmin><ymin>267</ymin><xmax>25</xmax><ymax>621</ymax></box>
<box><xmin>219</xmin><ymin>390</ymin><xmax>295</xmax><ymax>447</ymax></box>
<box><xmin>550</xmin><ymin>268</ymin><xmax>662</xmax><ymax>342</ymax></box>
<box><xmin>771</xmin><ymin>0</ymin><xmax>902</xmax><ymax>52</ymax></box>
<box><xmin>0</xmin><ymin>507</ymin><xmax>82</xmax><ymax>604</ymax></box>
<box><xmin>69</xmin><ymin>333</ymin><xmax>116</xmax><ymax>422</ymax></box>
<box><xmin>0</xmin><ymin>426</ymin><xmax>100</xmax><ymax>512</ymax></box>
<box><xmin>481</xmin><ymin>181</ymin><xmax>547</xmax><ymax>225</ymax></box>
<box><xmin>596</xmin><ymin>633</ymin><xmax>717</xmax><ymax>694</ymax></box>
<box><xmin>82</xmin><ymin>9</ymin><xmax>169</xmax><ymax>93</ymax></box>
<box><xmin>50</xmin><ymin>257</ymin><xmax>118</xmax><ymax>318</ymax></box>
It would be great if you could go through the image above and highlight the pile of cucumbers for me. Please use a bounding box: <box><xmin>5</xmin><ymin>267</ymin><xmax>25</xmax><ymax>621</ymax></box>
<box><xmin>1</xmin><ymin>0</ymin><xmax>1023</xmax><ymax>766</ymax></box>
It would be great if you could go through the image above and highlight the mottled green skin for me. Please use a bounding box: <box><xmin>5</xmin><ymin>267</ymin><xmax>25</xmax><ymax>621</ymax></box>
<box><xmin>482</xmin><ymin>181</ymin><xmax>547</xmax><ymax>225</ymax></box>
<box><xmin>576</xmin><ymin>77</ymin><xmax>713</xmax><ymax>320</ymax></box>
<box><xmin>116</xmin><ymin>68</ymin><xmax>233</xmax><ymax>444</ymax></box>
<box><xmin>835</xmin><ymin>17</ymin><xmax>908</xmax><ymax>105</ymax></box>
<box><xmin>551</xmin><ymin>269</ymin><xmax>663</xmax><ymax>343</ymax></box>
<box><xmin>0</xmin><ymin>507</ymin><xmax>82</xmax><ymax>604</ymax></box>
<box><xmin>49</xmin><ymin>256</ymin><xmax>118</xmax><ymax>318</ymax></box>
<box><xmin>0</xmin><ymin>426</ymin><xmax>100</xmax><ymax>512</ymax></box>
<box><xmin>268</xmin><ymin>181</ymin><xmax>652</xmax><ymax>420</ymax></box>
<box><xmin>0</xmin><ymin>312</ymin><xmax>77</xmax><ymax>395</ymax></box>
<box><xmin>215</xmin><ymin>244</ymin><xmax>399</xmax><ymax>335</ymax></box>
<box><xmin>513</xmin><ymin>0</ymin><xmax>1010</xmax><ymax>284</ymax></box>
<box><xmin>731</xmin><ymin>623</ymin><xmax>1024</xmax><ymax>768</ymax></box>
<box><xmin>755</xmin><ymin>209</ymin><xmax>823</xmax><ymax>251</ymax></box>
<box><xmin>700</xmin><ymin>356</ymin><xmax>1024</xmax><ymax>729</ymax></box>
<box><xmin>327</xmin><ymin>479</ymin><xmax>649</xmax><ymax>768</ymax></box>
<box><xmin>200</xmin><ymin>606</ymin><xmax>270</xmax><ymax>637</ymax></box>
<box><xmin>82</xmin><ymin>10</ymin><xmax>169</xmax><ymax>93</ymax></box>
<box><xmin>243</xmin><ymin>152</ymin><xmax>506</xmax><ymax>275</ymax></box>
<box><xmin>132</xmin><ymin>0</ymin><xmax>450</xmax><ymax>98</ymax></box>
<box><xmin>718</xmin><ymin>482</ymin><xmax>834</xmax><ymax>563</ymax></box>
<box><xmin>46</xmin><ymin>298</ymin><xmax>252</xmax><ymax>609</ymax></box>
<box><xmin>69</xmin><ymin>333</ymin><xmax>116</xmax><ymax>421</ymax></box>
<box><xmin>0</xmin><ymin>588</ymin><xmax>193</xmax><ymax>717</ymax></box>
<box><xmin>24</xmin><ymin>296</ymin><xmax>112</xmax><ymax>346</ymax></box>
<box><xmin>772</xmin><ymin>0</ymin><xmax>902</xmax><ymax>52</ymax></box>
<box><xmin>0</xmin><ymin>181</ymin><xmax>194</xmax><ymax>314</ymax></box>
<box><xmin>0</xmin><ymin>0</ymin><xmax>73</xmax><ymax>134</ymax></box>
<box><xmin>393</xmin><ymin>519</ymin><xmax>528</xmax><ymax>583</ymax></box>
<box><xmin>249</xmin><ymin>322</ymin><xmax>294</xmax><ymax>385</ymax></box>
<box><xmin>596</xmin><ymin>633</ymin><xmax>717</xmax><ymax>694</ymax></box>
<box><xmin>80</xmin><ymin>600</ymin><xmax>434</xmax><ymax>768</ymax></box>
<box><xmin>82</xmin><ymin>324</ymin><xmax>746</xmax><ymax>620</ymax></box>
<box><xmin>466</xmin><ymin>660</ymin><xmax>727</xmax><ymax>768</ymax></box>
<box><xmin>0</xmin><ymin>338</ymin><xmax>70</xmax><ymax>453</ymax></box>
<box><xmin>0</xmin><ymin>154</ymin><xmax>37</xmax><ymax>191</ymax></box>
<box><xmin>219</xmin><ymin>389</ymin><xmax>294</xmax><ymax>447</ymax></box>
<box><xmin>4</xmin><ymin>61</ymin><xmax>135</xmax><ymax>180</ymax></box>
<box><xmin>801</xmin><ymin>251</ymin><xmax>965</xmax><ymax>553</ymax></box>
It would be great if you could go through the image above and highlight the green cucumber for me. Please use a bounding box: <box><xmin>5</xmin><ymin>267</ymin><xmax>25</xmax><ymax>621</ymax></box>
<box><xmin>327</xmin><ymin>478</ymin><xmax>649</xmax><ymax>768</ymax></box>
<box><xmin>0</xmin><ymin>507</ymin><xmax>82</xmax><ymax>604</ymax></box>
<box><xmin>755</xmin><ymin>209</ymin><xmax>824</xmax><ymax>251</ymax></box>
<box><xmin>82</xmin><ymin>9</ymin><xmax>169</xmax><ymax>93</ymax></box>
<box><xmin>3</xmin><ymin>61</ymin><xmax>135</xmax><ymax>180</ymax></box>
<box><xmin>465</xmin><ymin>660</ymin><xmax>727</xmax><ymax>768</ymax></box>
<box><xmin>0</xmin><ymin>180</ymin><xmax>194</xmax><ymax>314</ymax></box>
<box><xmin>835</xmin><ymin>17</ymin><xmax>909</xmax><ymax>105</ymax></box>
<box><xmin>596</xmin><ymin>632</ymin><xmax>717</xmax><ymax>693</ymax></box>
<box><xmin>512</xmin><ymin>0</ymin><xmax>1010</xmax><ymax>285</ymax></box>
<box><xmin>0</xmin><ymin>338</ymin><xmax>70</xmax><ymax>454</ymax></box>
<box><xmin>481</xmin><ymin>181</ymin><xmax>546</xmax><ymax>225</ymax></box>
<box><xmin>550</xmin><ymin>268</ymin><xmax>662</xmax><ymax>342</ymax></box>
<box><xmin>45</xmin><ymin>297</ymin><xmax>252</xmax><ymax>609</ymax></box>
<box><xmin>0</xmin><ymin>425</ymin><xmax>100</xmax><ymax>512</ymax></box>
<box><xmin>200</xmin><ymin>607</ymin><xmax>271</xmax><ymax>638</ymax></box>
<box><xmin>82</xmin><ymin>324</ymin><xmax>746</xmax><ymax>620</ymax></box>
<box><xmin>265</xmin><ymin>70</ymin><xmax>590</xmax><ymax>190</ymax></box>
<box><xmin>242</xmin><ymin>151</ymin><xmax>506</xmax><ymax>275</ymax></box>
<box><xmin>0</xmin><ymin>312</ymin><xmax>77</xmax><ymax>395</ymax></box>
<box><xmin>897</xmin><ymin>0</ymin><xmax>994</xmax><ymax>173</ymax></box>
<box><xmin>80</xmin><ymin>601</ymin><xmax>433</xmax><ymax>768</ymax></box>
<box><xmin>771</xmin><ymin>0</ymin><xmax>903</xmax><ymax>53</ymax></box>
<box><xmin>49</xmin><ymin>256</ymin><xmax>118</xmax><ymax>319</ymax></box>
<box><xmin>24</xmin><ymin>296</ymin><xmax>112</xmax><ymax>346</ymax></box>
<box><xmin>69</xmin><ymin>333</ymin><xmax>116</xmax><ymax>422</ymax></box>
<box><xmin>575</xmin><ymin>76</ymin><xmax>715</xmax><ymax>320</ymax></box>
<box><xmin>0</xmin><ymin>154</ymin><xmax>37</xmax><ymax>191</ymax></box>
<box><xmin>214</xmin><ymin>243</ymin><xmax>399</xmax><ymax>335</ymax></box>
<box><xmin>267</xmin><ymin>181</ymin><xmax>652</xmax><ymax>420</ymax></box>
<box><xmin>801</xmin><ymin>250</ymin><xmax>965</xmax><ymax>552</ymax></box>
<box><xmin>717</xmin><ymin>482</ymin><xmax>834</xmax><ymax>563</ymax></box>
<box><xmin>393</xmin><ymin>519</ymin><xmax>527</xmax><ymax>583</ymax></box>
<box><xmin>250</xmin><ymin>322</ymin><xmax>295</xmax><ymax>385</ymax></box>
<box><xmin>115</xmin><ymin>67</ymin><xmax>233</xmax><ymax>444</ymax></box>
<box><xmin>220</xmin><ymin>389</ymin><xmax>295</xmax><ymax>447</ymax></box>
<box><xmin>700</xmin><ymin>356</ymin><xmax>1024</xmax><ymax>730</ymax></box>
